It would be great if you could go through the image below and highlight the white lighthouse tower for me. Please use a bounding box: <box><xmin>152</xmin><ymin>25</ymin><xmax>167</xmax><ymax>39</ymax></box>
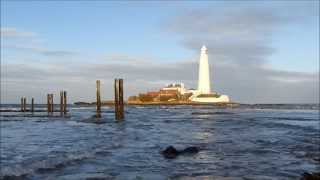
<box><xmin>198</xmin><ymin>45</ymin><xmax>211</xmax><ymax>94</ymax></box>
<box><xmin>190</xmin><ymin>45</ymin><xmax>230</xmax><ymax>103</ymax></box>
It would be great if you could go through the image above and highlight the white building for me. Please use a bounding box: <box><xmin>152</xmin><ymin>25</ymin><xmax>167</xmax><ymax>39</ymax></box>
<box><xmin>162</xmin><ymin>83</ymin><xmax>189</xmax><ymax>95</ymax></box>
<box><xmin>190</xmin><ymin>46</ymin><xmax>230</xmax><ymax>103</ymax></box>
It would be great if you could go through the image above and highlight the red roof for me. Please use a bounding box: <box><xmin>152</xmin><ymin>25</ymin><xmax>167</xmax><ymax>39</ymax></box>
<box><xmin>146</xmin><ymin>91</ymin><xmax>160</xmax><ymax>97</ymax></box>
<box><xmin>159</xmin><ymin>89</ymin><xmax>177</xmax><ymax>96</ymax></box>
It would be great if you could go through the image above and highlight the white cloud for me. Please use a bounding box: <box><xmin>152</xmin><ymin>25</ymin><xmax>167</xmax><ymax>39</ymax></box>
<box><xmin>1</xmin><ymin>27</ymin><xmax>37</xmax><ymax>38</ymax></box>
<box><xmin>3</xmin><ymin>42</ymin><xmax>76</xmax><ymax>57</ymax></box>
<box><xmin>1</xmin><ymin>57</ymin><xmax>318</xmax><ymax>104</ymax></box>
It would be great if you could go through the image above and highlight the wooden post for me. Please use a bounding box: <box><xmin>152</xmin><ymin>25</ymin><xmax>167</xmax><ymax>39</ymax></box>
<box><xmin>23</xmin><ymin>97</ymin><xmax>26</xmax><ymax>112</ymax></box>
<box><xmin>114</xmin><ymin>79</ymin><xmax>124</xmax><ymax>120</ymax></box>
<box><xmin>47</xmin><ymin>94</ymin><xmax>53</xmax><ymax>115</ymax></box>
<box><xmin>47</xmin><ymin>94</ymin><xmax>50</xmax><ymax>114</ymax></box>
<box><xmin>63</xmin><ymin>91</ymin><xmax>67</xmax><ymax>115</ymax></box>
<box><xmin>114</xmin><ymin>79</ymin><xmax>119</xmax><ymax>120</ymax></box>
<box><xmin>96</xmin><ymin>80</ymin><xmax>101</xmax><ymax>118</ymax></box>
<box><xmin>60</xmin><ymin>91</ymin><xmax>63</xmax><ymax>116</ymax></box>
<box><xmin>31</xmin><ymin>98</ymin><xmax>34</xmax><ymax>113</ymax></box>
<box><xmin>119</xmin><ymin>79</ymin><xmax>124</xmax><ymax>119</ymax></box>
<box><xmin>50</xmin><ymin>94</ymin><xmax>54</xmax><ymax>114</ymax></box>
<box><xmin>20</xmin><ymin>97</ymin><xmax>23</xmax><ymax>112</ymax></box>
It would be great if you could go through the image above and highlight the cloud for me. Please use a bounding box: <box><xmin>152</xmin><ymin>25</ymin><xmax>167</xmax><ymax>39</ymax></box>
<box><xmin>40</xmin><ymin>50</ymin><xmax>76</xmax><ymax>57</ymax></box>
<box><xmin>3</xmin><ymin>44</ymin><xmax>76</xmax><ymax>57</ymax></box>
<box><xmin>1</xmin><ymin>59</ymin><xmax>318</xmax><ymax>104</ymax></box>
<box><xmin>1</xmin><ymin>27</ymin><xmax>37</xmax><ymax>38</ymax></box>
<box><xmin>167</xmin><ymin>3</ymin><xmax>318</xmax><ymax>66</ymax></box>
<box><xmin>100</xmin><ymin>53</ymin><xmax>152</xmax><ymax>65</ymax></box>
<box><xmin>2</xmin><ymin>27</ymin><xmax>76</xmax><ymax>57</ymax></box>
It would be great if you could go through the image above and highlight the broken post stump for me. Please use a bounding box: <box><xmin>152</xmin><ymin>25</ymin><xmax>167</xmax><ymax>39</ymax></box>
<box><xmin>114</xmin><ymin>79</ymin><xmax>119</xmax><ymax>120</ymax></box>
<box><xmin>23</xmin><ymin>97</ymin><xmax>26</xmax><ymax>112</ymax></box>
<box><xmin>119</xmin><ymin>79</ymin><xmax>124</xmax><ymax>119</ymax></box>
<box><xmin>47</xmin><ymin>94</ymin><xmax>53</xmax><ymax>115</ymax></box>
<box><xmin>20</xmin><ymin>97</ymin><xmax>23</xmax><ymax>112</ymax></box>
<box><xmin>63</xmin><ymin>91</ymin><xmax>67</xmax><ymax>115</ymax></box>
<box><xmin>96</xmin><ymin>80</ymin><xmax>101</xmax><ymax>118</ymax></box>
<box><xmin>50</xmin><ymin>94</ymin><xmax>54</xmax><ymax>114</ymax></box>
<box><xmin>60</xmin><ymin>91</ymin><xmax>63</xmax><ymax>116</ymax></box>
<box><xmin>47</xmin><ymin>94</ymin><xmax>50</xmax><ymax>114</ymax></box>
<box><xmin>31</xmin><ymin>98</ymin><xmax>34</xmax><ymax>113</ymax></box>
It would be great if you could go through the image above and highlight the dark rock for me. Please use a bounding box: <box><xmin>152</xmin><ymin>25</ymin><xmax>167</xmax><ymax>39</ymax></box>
<box><xmin>313</xmin><ymin>157</ymin><xmax>320</xmax><ymax>162</ymax></box>
<box><xmin>161</xmin><ymin>146</ymin><xmax>179</xmax><ymax>159</ymax></box>
<box><xmin>301</xmin><ymin>172</ymin><xmax>320</xmax><ymax>180</ymax></box>
<box><xmin>161</xmin><ymin>146</ymin><xmax>199</xmax><ymax>159</ymax></box>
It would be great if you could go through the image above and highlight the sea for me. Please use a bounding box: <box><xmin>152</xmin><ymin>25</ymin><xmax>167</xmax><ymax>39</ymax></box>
<box><xmin>1</xmin><ymin>104</ymin><xmax>319</xmax><ymax>180</ymax></box>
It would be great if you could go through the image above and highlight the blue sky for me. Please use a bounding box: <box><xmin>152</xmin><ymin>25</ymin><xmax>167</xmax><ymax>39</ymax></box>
<box><xmin>1</xmin><ymin>2</ymin><xmax>193</xmax><ymax>62</ymax></box>
<box><xmin>1</xmin><ymin>1</ymin><xmax>319</xmax><ymax>103</ymax></box>
<box><xmin>2</xmin><ymin>1</ymin><xmax>318</xmax><ymax>69</ymax></box>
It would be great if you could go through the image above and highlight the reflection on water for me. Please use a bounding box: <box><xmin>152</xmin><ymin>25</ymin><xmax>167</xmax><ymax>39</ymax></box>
<box><xmin>0</xmin><ymin>105</ymin><xmax>319</xmax><ymax>179</ymax></box>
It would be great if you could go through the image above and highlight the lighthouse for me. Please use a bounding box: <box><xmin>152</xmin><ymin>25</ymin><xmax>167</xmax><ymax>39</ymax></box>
<box><xmin>197</xmin><ymin>45</ymin><xmax>211</xmax><ymax>94</ymax></box>
<box><xmin>190</xmin><ymin>45</ymin><xmax>230</xmax><ymax>103</ymax></box>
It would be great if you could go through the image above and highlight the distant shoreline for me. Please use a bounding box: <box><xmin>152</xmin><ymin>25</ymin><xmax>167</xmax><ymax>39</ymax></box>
<box><xmin>73</xmin><ymin>101</ymin><xmax>240</xmax><ymax>107</ymax></box>
<box><xmin>126</xmin><ymin>101</ymin><xmax>239</xmax><ymax>106</ymax></box>
<box><xmin>0</xmin><ymin>103</ymin><xmax>318</xmax><ymax>112</ymax></box>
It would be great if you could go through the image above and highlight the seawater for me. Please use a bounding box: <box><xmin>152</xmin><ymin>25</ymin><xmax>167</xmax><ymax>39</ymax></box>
<box><xmin>1</xmin><ymin>104</ymin><xmax>319</xmax><ymax>179</ymax></box>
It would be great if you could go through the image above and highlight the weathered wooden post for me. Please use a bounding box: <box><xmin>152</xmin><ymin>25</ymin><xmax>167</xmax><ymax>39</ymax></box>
<box><xmin>114</xmin><ymin>79</ymin><xmax>119</xmax><ymax>120</ymax></box>
<box><xmin>20</xmin><ymin>97</ymin><xmax>23</xmax><ymax>112</ymax></box>
<box><xmin>31</xmin><ymin>98</ymin><xmax>34</xmax><ymax>114</ymax></box>
<box><xmin>63</xmin><ymin>91</ymin><xmax>67</xmax><ymax>115</ymax></box>
<box><xmin>50</xmin><ymin>94</ymin><xmax>54</xmax><ymax>114</ymax></box>
<box><xmin>23</xmin><ymin>97</ymin><xmax>26</xmax><ymax>112</ymax></box>
<box><xmin>96</xmin><ymin>80</ymin><xmax>101</xmax><ymax>118</ymax></box>
<box><xmin>47</xmin><ymin>94</ymin><xmax>50</xmax><ymax>114</ymax></box>
<box><xmin>60</xmin><ymin>91</ymin><xmax>63</xmax><ymax>116</ymax></box>
<box><xmin>47</xmin><ymin>94</ymin><xmax>53</xmax><ymax>115</ymax></box>
<box><xmin>114</xmin><ymin>79</ymin><xmax>124</xmax><ymax>120</ymax></box>
<box><xmin>119</xmin><ymin>79</ymin><xmax>124</xmax><ymax>119</ymax></box>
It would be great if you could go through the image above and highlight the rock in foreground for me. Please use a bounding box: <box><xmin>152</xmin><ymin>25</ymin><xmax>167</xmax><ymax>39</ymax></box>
<box><xmin>161</xmin><ymin>146</ymin><xmax>199</xmax><ymax>159</ymax></box>
<box><xmin>301</xmin><ymin>172</ymin><xmax>320</xmax><ymax>180</ymax></box>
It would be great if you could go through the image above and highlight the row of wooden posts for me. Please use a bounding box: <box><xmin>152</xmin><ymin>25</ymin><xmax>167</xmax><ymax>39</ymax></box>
<box><xmin>20</xmin><ymin>90</ymin><xmax>67</xmax><ymax>116</ymax></box>
<box><xmin>19</xmin><ymin>79</ymin><xmax>125</xmax><ymax>120</ymax></box>
<box><xmin>46</xmin><ymin>91</ymin><xmax>68</xmax><ymax>115</ymax></box>
<box><xmin>95</xmin><ymin>79</ymin><xmax>124</xmax><ymax>120</ymax></box>
<box><xmin>20</xmin><ymin>97</ymin><xmax>33</xmax><ymax>112</ymax></box>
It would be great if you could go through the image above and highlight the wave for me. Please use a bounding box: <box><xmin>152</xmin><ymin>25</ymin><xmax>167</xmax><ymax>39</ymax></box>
<box><xmin>0</xmin><ymin>152</ymin><xmax>94</xmax><ymax>179</ymax></box>
<box><xmin>191</xmin><ymin>111</ymin><xmax>234</xmax><ymax>115</ymax></box>
<box><xmin>275</xmin><ymin>117</ymin><xmax>317</xmax><ymax>121</ymax></box>
<box><xmin>243</xmin><ymin>104</ymin><xmax>319</xmax><ymax>110</ymax></box>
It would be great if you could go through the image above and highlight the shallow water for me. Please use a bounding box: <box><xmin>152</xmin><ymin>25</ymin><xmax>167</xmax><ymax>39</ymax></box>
<box><xmin>1</xmin><ymin>105</ymin><xmax>319</xmax><ymax>179</ymax></box>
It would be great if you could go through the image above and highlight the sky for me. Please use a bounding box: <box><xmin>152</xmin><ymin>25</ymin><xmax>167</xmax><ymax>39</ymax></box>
<box><xmin>1</xmin><ymin>1</ymin><xmax>319</xmax><ymax>104</ymax></box>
